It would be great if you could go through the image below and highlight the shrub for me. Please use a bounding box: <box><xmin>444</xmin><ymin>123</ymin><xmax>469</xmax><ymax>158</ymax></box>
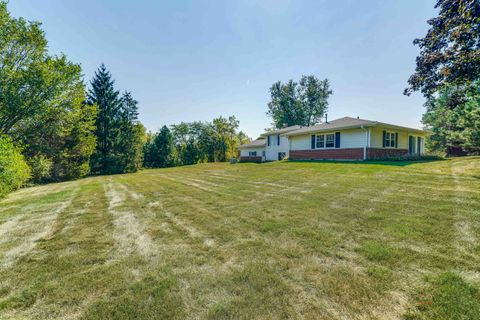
<box><xmin>0</xmin><ymin>135</ymin><xmax>31</xmax><ymax>197</ymax></box>
<box><xmin>27</xmin><ymin>154</ymin><xmax>53</xmax><ymax>183</ymax></box>
<box><xmin>367</xmin><ymin>154</ymin><xmax>443</xmax><ymax>162</ymax></box>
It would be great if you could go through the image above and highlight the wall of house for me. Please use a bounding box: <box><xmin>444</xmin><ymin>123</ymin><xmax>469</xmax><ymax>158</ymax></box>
<box><xmin>290</xmin><ymin>148</ymin><xmax>364</xmax><ymax>160</ymax></box>
<box><xmin>370</xmin><ymin>127</ymin><xmax>407</xmax><ymax>149</ymax></box>
<box><xmin>265</xmin><ymin>135</ymin><xmax>290</xmax><ymax>161</ymax></box>
<box><xmin>369</xmin><ymin>127</ymin><xmax>426</xmax><ymax>154</ymax></box>
<box><xmin>240</xmin><ymin>147</ymin><xmax>265</xmax><ymax>157</ymax></box>
<box><xmin>290</xmin><ymin>128</ymin><xmax>367</xmax><ymax>151</ymax></box>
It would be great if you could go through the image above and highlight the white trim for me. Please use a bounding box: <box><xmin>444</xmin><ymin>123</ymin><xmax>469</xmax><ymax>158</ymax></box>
<box><xmin>315</xmin><ymin>132</ymin><xmax>335</xmax><ymax>149</ymax></box>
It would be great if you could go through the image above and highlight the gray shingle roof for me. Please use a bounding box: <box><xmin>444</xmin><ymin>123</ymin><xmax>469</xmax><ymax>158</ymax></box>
<box><xmin>285</xmin><ymin>117</ymin><xmax>428</xmax><ymax>136</ymax></box>
<box><xmin>238</xmin><ymin>139</ymin><xmax>266</xmax><ymax>149</ymax></box>
<box><xmin>260</xmin><ymin>125</ymin><xmax>302</xmax><ymax>137</ymax></box>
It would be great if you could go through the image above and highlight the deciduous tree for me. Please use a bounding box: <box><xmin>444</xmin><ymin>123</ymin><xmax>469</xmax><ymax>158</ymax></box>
<box><xmin>267</xmin><ymin>75</ymin><xmax>332</xmax><ymax>128</ymax></box>
<box><xmin>405</xmin><ymin>0</ymin><xmax>480</xmax><ymax>97</ymax></box>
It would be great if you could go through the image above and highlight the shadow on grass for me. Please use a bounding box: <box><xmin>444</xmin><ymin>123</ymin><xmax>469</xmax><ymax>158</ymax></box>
<box><xmin>236</xmin><ymin>159</ymin><xmax>446</xmax><ymax>167</ymax></box>
<box><xmin>284</xmin><ymin>158</ymin><xmax>446</xmax><ymax>167</ymax></box>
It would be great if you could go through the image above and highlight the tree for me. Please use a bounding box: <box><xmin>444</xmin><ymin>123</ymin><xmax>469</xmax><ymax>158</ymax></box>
<box><xmin>405</xmin><ymin>0</ymin><xmax>480</xmax><ymax>97</ymax></box>
<box><xmin>0</xmin><ymin>2</ymin><xmax>87</xmax><ymax>135</ymax></box>
<box><xmin>155</xmin><ymin>125</ymin><xmax>174</xmax><ymax>167</ymax></box>
<box><xmin>0</xmin><ymin>2</ymin><xmax>97</xmax><ymax>182</ymax></box>
<box><xmin>212</xmin><ymin>116</ymin><xmax>241</xmax><ymax>161</ymax></box>
<box><xmin>18</xmin><ymin>93</ymin><xmax>98</xmax><ymax>182</ymax></box>
<box><xmin>88</xmin><ymin>64</ymin><xmax>123</xmax><ymax>174</ymax></box>
<box><xmin>143</xmin><ymin>126</ymin><xmax>174</xmax><ymax>168</ymax></box>
<box><xmin>169</xmin><ymin>116</ymin><xmax>249</xmax><ymax>166</ymax></box>
<box><xmin>267</xmin><ymin>75</ymin><xmax>332</xmax><ymax>128</ymax></box>
<box><xmin>423</xmin><ymin>81</ymin><xmax>480</xmax><ymax>155</ymax></box>
<box><xmin>117</xmin><ymin>91</ymin><xmax>145</xmax><ymax>172</ymax></box>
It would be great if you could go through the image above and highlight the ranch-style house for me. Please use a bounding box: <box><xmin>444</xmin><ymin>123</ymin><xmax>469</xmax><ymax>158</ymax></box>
<box><xmin>238</xmin><ymin>117</ymin><xmax>429</xmax><ymax>162</ymax></box>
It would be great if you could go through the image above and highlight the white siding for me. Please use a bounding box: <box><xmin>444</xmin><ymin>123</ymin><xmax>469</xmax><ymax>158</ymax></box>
<box><xmin>240</xmin><ymin>147</ymin><xmax>265</xmax><ymax>157</ymax></box>
<box><xmin>290</xmin><ymin>128</ymin><xmax>367</xmax><ymax>150</ymax></box>
<box><xmin>290</xmin><ymin>135</ymin><xmax>311</xmax><ymax>150</ymax></box>
<box><xmin>265</xmin><ymin>135</ymin><xmax>290</xmax><ymax>161</ymax></box>
<box><xmin>338</xmin><ymin>129</ymin><xmax>366</xmax><ymax>148</ymax></box>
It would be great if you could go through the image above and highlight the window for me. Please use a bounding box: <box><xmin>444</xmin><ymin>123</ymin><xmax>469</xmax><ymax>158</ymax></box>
<box><xmin>316</xmin><ymin>135</ymin><xmax>325</xmax><ymax>148</ymax></box>
<box><xmin>315</xmin><ymin>134</ymin><xmax>335</xmax><ymax>148</ymax></box>
<box><xmin>249</xmin><ymin>151</ymin><xmax>257</xmax><ymax>156</ymax></box>
<box><xmin>384</xmin><ymin>131</ymin><xmax>396</xmax><ymax>148</ymax></box>
<box><xmin>325</xmin><ymin>134</ymin><xmax>335</xmax><ymax>148</ymax></box>
<box><xmin>278</xmin><ymin>152</ymin><xmax>286</xmax><ymax>160</ymax></box>
<box><xmin>267</xmin><ymin>135</ymin><xmax>270</xmax><ymax>146</ymax></box>
<box><xmin>277</xmin><ymin>135</ymin><xmax>280</xmax><ymax>146</ymax></box>
<box><xmin>262</xmin><ymin>151</ymin><xmax>266</xmax><ymax>157</ymax></box>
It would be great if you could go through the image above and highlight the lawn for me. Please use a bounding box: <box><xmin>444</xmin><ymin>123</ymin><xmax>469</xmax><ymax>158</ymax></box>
<box><xmin>0</xmin><ymin>157</ymin><xmax>479</xmax><ymax>319</ymax></box>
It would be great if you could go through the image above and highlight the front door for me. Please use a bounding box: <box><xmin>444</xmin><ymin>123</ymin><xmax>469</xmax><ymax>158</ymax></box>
<box><xmin>408</xmin><ymin>136</ymin><xmax>415</xmax><ymax>155</ymax></box>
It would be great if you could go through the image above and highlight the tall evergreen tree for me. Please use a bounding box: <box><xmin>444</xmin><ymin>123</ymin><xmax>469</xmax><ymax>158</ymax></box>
<box><xmin>88</xmin><ymin>64</ymin><xmax>122</xmax><ymax>174</ymax></box>
<box><xmin>117</xmin><ymin>91</ymin><xmax>145</xmax><ymax>172</ymax></box>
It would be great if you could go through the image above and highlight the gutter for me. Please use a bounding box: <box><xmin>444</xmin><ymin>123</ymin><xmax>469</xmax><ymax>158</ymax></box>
<box><xmin>360</xmin><ymin>125</ymin><xmax>368</xmax><ymax>160</ymax></box>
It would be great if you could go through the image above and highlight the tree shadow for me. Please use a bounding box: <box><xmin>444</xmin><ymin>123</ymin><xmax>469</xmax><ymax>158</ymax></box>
<box><xmin>286</xmin><ymin>158</ymin><xmax>445</xmax><ymax>167</ymax></box>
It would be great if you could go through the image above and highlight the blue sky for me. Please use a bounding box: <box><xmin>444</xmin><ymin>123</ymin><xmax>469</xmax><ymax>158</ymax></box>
<box><xmin>9</xmin><ymin>0</ymin><xmax>436</xmax><ymax>138</ymax></box>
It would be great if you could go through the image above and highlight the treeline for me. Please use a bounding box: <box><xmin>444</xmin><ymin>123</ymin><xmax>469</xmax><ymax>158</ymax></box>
<box><xmin>144</xmin><ymin>117</ymin><xmax>249</xmax><ymax>168</ymax></box>
<box><xmin>0</xmin><ymin>2</ymin><xmax>249</xmax><ymax>197</ymax></box>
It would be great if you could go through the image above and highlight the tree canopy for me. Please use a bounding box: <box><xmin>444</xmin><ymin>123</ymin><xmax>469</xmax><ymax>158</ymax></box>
<box><xmin>423</xmin><ymin>81</ymin><xmax>480</xmax><ymax>154</ymax></box>
<box><xmin>267</xmin><ymin>75</ymin><xmax>332</xmax><ymax>128</ymax></box>
<box><xmin>88</xmin><ymin>65</ymin><xmax>145</xmax><ymax>174</ymax></box>
<box><xmin>0</xmin><ymin>2</ymin><xmax>97</xmax><ymax>183</ymax></box>
<box><xmin>405</xmin><ymin>0</ymin><xmax>480</xmax><ymax>97</ymax></box>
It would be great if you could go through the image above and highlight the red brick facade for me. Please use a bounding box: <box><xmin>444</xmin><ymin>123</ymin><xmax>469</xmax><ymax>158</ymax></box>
<box><xmin>289</xmin><ymin>147</ymin><xmax>410</xmax><ymax>161</ymax></box>
<box><xmin>240</xmin><ymin>156</ymin><xmax>263</xmax><ymax>162</ymax></box>
<box><xmin>290</xmin><ymin>148</ymin><xmax>364</xmax><ymax>160</ymax></box>
<box><xmin>366</xmin><ymin>148</ymin><xmax>408</xmax><ymax>159</ymax></box>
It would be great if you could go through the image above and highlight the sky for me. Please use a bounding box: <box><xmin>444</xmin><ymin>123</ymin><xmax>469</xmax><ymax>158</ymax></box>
<box><xmin>9</xmin><ymin>0</ymin><xmax>437</xmax><ymax>138</ymax></box>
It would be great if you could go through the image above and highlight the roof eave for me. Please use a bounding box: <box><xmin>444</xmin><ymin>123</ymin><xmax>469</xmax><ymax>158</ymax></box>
<box><xmin>286</xmin><ymin>123</ymin><xmax>430</xmax><ymax>136</ymax></box>
<box><xmin>285</xmin><ymin>124</ymin><xmax>373</xmax><ymax>136</ymax></box>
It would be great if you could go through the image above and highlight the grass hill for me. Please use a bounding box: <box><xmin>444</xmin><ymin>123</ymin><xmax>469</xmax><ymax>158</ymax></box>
<box><xmin>1</xmin><ymin>158</ymin><xmax>479</xmax><ymax>319</ymax></box>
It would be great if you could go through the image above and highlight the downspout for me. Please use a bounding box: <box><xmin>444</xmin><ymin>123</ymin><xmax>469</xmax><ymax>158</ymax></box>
<box><xmin>361</xmin><ymin>125</ymin><xmax>368</xmax><ymax>160</ymax></box>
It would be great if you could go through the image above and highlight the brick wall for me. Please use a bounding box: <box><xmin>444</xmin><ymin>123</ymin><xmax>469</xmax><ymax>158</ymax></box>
<box><xmin>290</xmin><ymin>148</ymin><xmax>364</xmax><ymax>160</ymax></box>
<box><xmin>240</xmin><ymin>156</ymin><xmax>263</xmax><ymax>162</ymax></box>
<box><xmin>366</xmin><ymin>148</ymin><xmax>408</xmax><ymax>159</ymax></box>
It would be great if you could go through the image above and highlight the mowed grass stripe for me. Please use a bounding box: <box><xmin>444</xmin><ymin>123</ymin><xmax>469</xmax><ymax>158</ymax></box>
<box><xmin>0</xmin><ymin>158</ymin><xmax>479</xmax><ymax>319</ymax></box>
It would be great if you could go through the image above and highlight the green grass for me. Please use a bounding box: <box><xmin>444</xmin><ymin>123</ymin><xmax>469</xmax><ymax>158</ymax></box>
<box><xmin>0</xmin><ymin>157</ymin><xmax>479</xmax><ymax>319</ymax></box>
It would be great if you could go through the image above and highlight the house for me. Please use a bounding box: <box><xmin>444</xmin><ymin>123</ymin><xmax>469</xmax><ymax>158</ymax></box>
<box><xmin>239</xmin><ymin>117</ymin><xmax>429</xmax><ymax>161</ymax></box>
<box><xmin>238</xmin><ymin>138</ymin><xmax>266</xmax><ymax>162</ymax></box>
<box><xmin>260</xmin><ymin>125</ymin><xmax>302</xmax><ymax>161</ymax></box>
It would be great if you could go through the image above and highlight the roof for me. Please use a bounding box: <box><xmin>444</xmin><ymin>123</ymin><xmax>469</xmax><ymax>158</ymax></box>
<box><xmin>260</xmin><ymin>125</ymin><xmax>302</xmax><ymax>137</ymax></box>
<box><xmin>238</xmin><ymin>139</ymin><xmax>266</xmax><ymax>149</ymax></box>
<box><xmin>284</xmin><ymin>117</ymin><xmax>428</xmax><ymax>136</ymax></box>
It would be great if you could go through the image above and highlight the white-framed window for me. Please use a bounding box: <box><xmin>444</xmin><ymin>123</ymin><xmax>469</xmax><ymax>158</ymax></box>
<box><xmin>316</xmin><ymin>133</ymin><xmax>335</xmax><ymax>148</ymax></box>
<box><xmin>385</xmin><ymin>131</ymin><xmax>396</xmax><ymax>148</ymax></box>
<box><xmin>316</xmin><ymin>135</ymin><xmax>325</xmax><ymax>148</ymax></box>
<box><xmin>262</xmin><ymin>150</ymin><xmax>266</xmax><ymax>157</ymax></box>
<box><xmin>249</xmin><ymin>151</ymin><xmax>257</xmax><ymax>156</ymax></box>
<box><xmin>325</xmin><ymin>134</ymin><xmax>335</xmax><ymax>148</ymax></box>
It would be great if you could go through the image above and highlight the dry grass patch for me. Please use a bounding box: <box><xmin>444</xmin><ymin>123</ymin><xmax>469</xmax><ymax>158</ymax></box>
<box><xmin>0</xmin><ymin>157</ymin><xmax>479</xmax><ymax>319</ymax></box>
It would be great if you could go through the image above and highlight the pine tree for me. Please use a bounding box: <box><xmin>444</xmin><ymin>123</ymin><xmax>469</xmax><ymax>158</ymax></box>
<box><xmin>88</xmin><ymin>64</ymin><xmax>122</xmax><ymax>174</ymax></box>
<box><xmin>117</xmin><ymin>91</ymin><xmax>145</xmax><ymax>172</ymax></box>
